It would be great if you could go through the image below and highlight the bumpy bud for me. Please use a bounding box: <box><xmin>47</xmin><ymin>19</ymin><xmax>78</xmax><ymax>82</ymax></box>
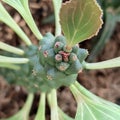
<box><xmin>55</xmin><ymin>54</ymin><xmax>62</xmax><ymax>63</ymax></box>
<box><xmin>63</xmin><ymin>45</ymin><xmax>72</xmax><ymax>53</ymax></box>
<box><xmin>72</xmin><ymin>44</ymin><xmax>79</xmax><ymax>54</ymax></box>
<box><xmin>47</xmin><ymin>68</ymin><xmax>66</xmax><ymax>81</ymax></box>
<box><xmin>56</xmin><ymin>62</ymin><xmax>70</xmax><ymax>71</ymax></box>
<box><xmin>54</xmin><ymin>35</ymin><xmax>66</xmax><ymax>44</ymax></box>
<box><xmin>6</xmin><ymin>33</ymin><xmax>88</xmax><ymax>93</ymax></box>
<box><xmin>54</xmin><ymin>42</ymin><xmax>64</xmax><ymax>53</ymax></box>
<box><xmin>65</xmin><ymin>59</ymin><xmax>82</xmax><ymax>75</ymax></box>
<box><xmin>77</xmin><ymin>48</ymin><xmax>88</xmax><ymax>63</ymax></box>
<box><xmin>69</xmin><ymin>53</ymin><xmax>77</xmax><ymax>63</ymax></box>
<box><xmin>43</xmin><ymin>48</ymin><xmax>55</xmax><ymax>66</ymax></box>
<box><xmin>39</xmin><ymin>32</ymin><xmax>55</xmax><ymax>47</ymax></box>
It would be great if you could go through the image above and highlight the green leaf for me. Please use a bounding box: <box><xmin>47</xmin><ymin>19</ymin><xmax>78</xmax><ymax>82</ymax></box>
<box><xmin>58</xmin><ymin>108</ymin><xmax>74</xmax><ymax>120</ymax></box>
<box><xmin>70</xmin><ymin>82</ymin><xmax>120</xmax><ymax>120</ymax></box>
<box><xmin>60</xmin><ymin>0</ymin><xmax>103</xmax><ymax>47</ymax></box>
<box><xmin>1</xmin><ymin>94</ymin><xmax>34</xmax><ymax>120</ymax></box>
<box><xmin>48</xmin><ymin>89</ymin><xmax>59</xmax><ymax>120</ymax></box>
<box><xmin>52</xmin><ymin>0</ymin><xmax>62</xmax><ymax>36</ymax></box>
<box><xmin>88</xmin><ymin>12</ymin><xmax>117</xmax><ymax>61</ymax></box>
<box><xmin>0</xmin><ymin>42</ymin><xmax>24</xmax><ymax>55</ymax></box>
<box><xmin>3</xmin><ymin>0</ymin><xmax>43</xmax><ymax>40</ymax></box>
<box><xmin>0</xmin><ymin>2</ymin><xmax>32</xmax><ymax>46</ymax></box>
<box><xmin>35</xmin><ymin>93</ymin><xmax>46</xmax><ymax>120</ymax></box>
<box><xmin>83</xmin><ymin>56</ymin><xmax>120</xmax><ymax>70</ymax></box>
<box><xmin>0</xmin><ymin>55</ymin><xmax>29</xmax><ymax>64</ymax></box>
<box><xmin>0</xmin><ymin>63</ymin><xmax>20</xmax><ymax>70</ymax></box>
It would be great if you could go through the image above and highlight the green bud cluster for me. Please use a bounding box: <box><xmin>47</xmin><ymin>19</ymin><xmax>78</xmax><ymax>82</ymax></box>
<box><xmin>1</xmin><ymin>33</ymin><xmax>88</xmax><ymax>93</ymax></box>
<box><xmin>38</xmin><ymin>33</ymin><xmax>88</xmax><ymax>74</ymax></box>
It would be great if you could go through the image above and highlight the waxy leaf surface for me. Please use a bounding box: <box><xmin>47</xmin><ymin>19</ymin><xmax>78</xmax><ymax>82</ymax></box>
<box><xmin>72</xmin><ymin>82</ymin><xmax>120</xmax><ymax>120</ymax></box>
<box><xmin>60</xmin><ymin>0</ymin><xmax>103</xmax><ymax>46</ymax></box>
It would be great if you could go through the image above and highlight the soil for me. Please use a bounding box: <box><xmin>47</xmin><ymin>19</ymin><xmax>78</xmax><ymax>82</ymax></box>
<box><xmin>0</xmin><ymin>0</ymin><xmax>120</xmax><ymax>120</ymax></box>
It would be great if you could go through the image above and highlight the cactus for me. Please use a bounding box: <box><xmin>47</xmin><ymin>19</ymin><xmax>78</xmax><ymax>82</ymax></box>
<box><xmin>1</xmin><ymin>33</ymin><xmax>88</xmax><ymax>92</ymax></box>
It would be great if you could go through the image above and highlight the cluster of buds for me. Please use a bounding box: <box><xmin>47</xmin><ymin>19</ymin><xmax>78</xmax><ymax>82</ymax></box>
<box><xmin>39</xmin><ymin>33</ymin><xmax>88</xmax><ymax>75</ymax></box>
<box><xmin>17</xmin><ymin>33</ymin><xmax>89</xmax><ymax>92</ymax></box>
<box><xmin>1</xmin><ymin>33</ymin><xmax>88</xmax><ymax>92</ymax></box>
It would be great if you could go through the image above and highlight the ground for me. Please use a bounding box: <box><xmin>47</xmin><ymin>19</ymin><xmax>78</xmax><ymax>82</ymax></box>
<box><xmin>0</xmin><ymin>0</ymin><xmax>120</xmax><ymax>120</ymax></box>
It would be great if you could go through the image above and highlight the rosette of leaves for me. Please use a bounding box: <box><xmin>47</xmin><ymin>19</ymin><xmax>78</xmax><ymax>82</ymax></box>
<box><xmin>0</xmin><ymin>0</ymin><xmax>120</xmax><ymax>120</ymax></box>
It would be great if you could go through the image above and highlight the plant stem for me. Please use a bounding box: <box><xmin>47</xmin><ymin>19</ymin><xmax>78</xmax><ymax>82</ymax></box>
<box><xmin>0</xmin><ymin>42</ymin><xmax>24</xmax><ymax>55</ymax></box>
<box><xmin>48</xmin><ymin>89</ymin><xmax>59</xmax><ymax>120</ymax></box>
<box><xmin>35</xmin><ymin>93</ymin><xmax>46</xmax><ymax>120</ymax></box>
<box><xmin>0</xmin><ymin>2</ymin><xmax>32</xmax><ymax>46</ymax></box>
<box><xmin>83</xmin><ymin>57</ymin><xmax>120</xmax><ymax>70</ymax></box>
<box><xmin>70</xmin><ymin>84</ymin><xmax>83</xmax><ymax>103</ymax></box>
<box><xmin>5</xmin><ymin>93</ymin><xmax>34</xmax><ymax>120</ymax></box>
<box><xmin>0</xmin><ymin>63</ymin><xmax>20</xmax><ymax>70</ymax></box>
<box><xmin>0</xmin><ymin>55</ymin><xmax>29</xmax><ymax>64</ymax></box>
<box><xmin>52</xmin><ymin>0</ymin><xmax>62</xmax><ymax>36</ymax></box>
<box><xmin>3</xmin><ymin>0</ymin><xmax>43</xmax><ymax>40</ymax></box>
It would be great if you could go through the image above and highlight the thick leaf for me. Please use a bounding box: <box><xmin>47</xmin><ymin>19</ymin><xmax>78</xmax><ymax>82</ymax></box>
<box><xmin>88</xmin><ymin>12</ymin><xmax>117</xmax><ymax>61</ymax></box>
<box><xmin>35</xmin><ymin>93</ymin><xmax>46</xmax><ymax>120</ymax></box>
<box><xmin>0</xmin><ymin>2</ymin><xmax>32</xmax><ymax>46</ymax></box>
<box><xmin>3</xmin><ymin>0</ymin><xmax>43</xmax><ymax>40</ymax></box>
<box><xmin>60</xmin><ymin>0</ymin><xmax>103</xmax><ymax>47</ymax></box>
<box><xmin>1</xmin><ymin>94</ymin><xmax>34</xmax><ymax>120</ymax></box>
<box><xmin>52</xmin><ymin>0</ymin><xmax>62</xmax><ymax>36</ymax></box>
<box><xmin>58</xmin><ymin>108</ymin><xmax>74</xmax><ymax>120</ymax></box>
<box><xmin>83</xmin><ymin>56</ymin><xmax>120</xmax><ymax>70</ymax></box>
<box><xmin>0</xmin><ymin>42</ymin><xmax>24</xmax><ymax>55</ymax></box>
<box><xmin>70</xmin><ymin>82</ymin><xmax>120</xmax><ymax>120</ymax></box>
<box><xmin>0</xmin><ymin>55</ymin><xmax>29</xmax><ymax>64</ymax></box>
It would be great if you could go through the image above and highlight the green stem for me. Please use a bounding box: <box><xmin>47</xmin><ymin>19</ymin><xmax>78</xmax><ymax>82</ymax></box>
<box><xmin>4</xmin><ymin>93</ymin><xmax>34</xmax><ymax>120</ymax></box>
<box><xmin>0</xmin><ymin>2</ymin><xmax>32</xmax><ymax>46</ymax></box>
<box><xmin>0</xmin><ymin>55</ymin><xmax>29</xmax><ymax>64</ymax></box>
<box><xmin>35</xmin><ymin>93</ymin><xmax>46</xmax><ymax>120</ymax></box>
<box><xmin>48</xmin><ymin>89</ymin><xmax>59</xmax><ymax>120</ymax></box>
<box><xmin>74</xmin><ymin>81</ymin><xmax>101</xmax><ymax>101</ymax></box>
<box><xmin>52</xmin><ymin>0</ymin><xmax>62</xmax><ymax>36</ymax></box>
<box><xmin>0</xmin><ymin>42</ymin><xmax>24</xmax><ymax>55</ymax></box>
<box><xmin>70</xmin><ymin>84</ymin><xmax>83</xmax><ymax>103</ymax></box>
<box><xmin>3</xmin><ymin>0</ymin><xmax>43</xmax><ymax>40</ymax></box>
<box><xmin>83</xmin><ymin>57</ymin><xmax>120</xmax><ymax>70</ymax></box>
<box><xmin>0</xmin><ymin>63</ymin><xmax>20</xmax><ymax>70</ymax></box>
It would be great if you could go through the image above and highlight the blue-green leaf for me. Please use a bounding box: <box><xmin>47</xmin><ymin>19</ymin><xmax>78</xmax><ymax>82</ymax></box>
<box><xmin>70</xmin><ymin>82</ymin><xmax>120</xmax><ymax>120</ymax></box>
<box><xmin>3</xmin><ymin>0</ymin><xmax>43</xmax><ymax>40</ymax></box>
<box><xmin>60</xmin><ymin>0</ymin><xmax>103</xmax><ymax>47</ymax></box>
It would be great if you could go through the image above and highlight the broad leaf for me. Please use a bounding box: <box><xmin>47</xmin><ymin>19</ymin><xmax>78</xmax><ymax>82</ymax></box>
<box><xmin>70</xmin><ymin>82</ymin><xmax>120</xmax><ymax>120</ymax></box>
<box><xmin>60</xmin><ymin>0</ymin><xmax>103</xmax><ymax>47</ymax></box>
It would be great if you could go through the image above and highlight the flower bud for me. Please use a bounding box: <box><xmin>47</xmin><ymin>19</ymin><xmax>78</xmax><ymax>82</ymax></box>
<box><xmin>69</xmin><ymin>53</ymin><xmax>77</xmax><ymax>63</ymax></box>
<box><xmin>46</xmin><ymin>67</ymin><xmax>66</xmax><ymax>81</ymax></box>
<box><xmin>56</xmin><ymin>62</ymin><xmax>70</xmax><ymax>71</ymax></box>
<box><xmin>39</xmin><ymin>32</ymin><xmax>55</xmax><ymax>46</ymax></box>
<box><xmin>55</xmin><ymin>54</ymin><xmax>62</xmax><ymax>63</ymax></box>
<box><xmin>65</xmin><ymin>59</ymin><xmax>82</xmax><ymax>75</ymax></box>
<box><xmin>44</xmin><ymin>48</ymin><xmax>55</xmax><ymax>66</ymax></box>
<box><xmin>77</xmin><ymin>48</ymin><xmax>88</xmax><ymax>63</ymax></box>
<box><xmin>63</xmin><ymin>45</ymin><xmax>72</xmax><ymax>53</ymax></box>
<box><xmin>72</xmin><ymin>44</ymin><xmax>79</xmax><ymax>54</ymax></box>
<box><xmin>54</xmin><ymin>35</ymin><xmax>66</xmax><ymax>44</ymax></box>
<box><xmin>54</xmin><ymin>42</ymin><xmax>64</xmax><ymax>53</ymax></box>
